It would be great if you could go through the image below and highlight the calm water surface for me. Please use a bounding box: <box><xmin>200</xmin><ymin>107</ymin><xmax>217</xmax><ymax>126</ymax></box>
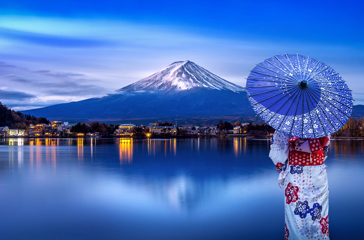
<box><xmin>0</xmin><ymin>138</ymin><xmax>363</xmax><ymax>240</ymax></box>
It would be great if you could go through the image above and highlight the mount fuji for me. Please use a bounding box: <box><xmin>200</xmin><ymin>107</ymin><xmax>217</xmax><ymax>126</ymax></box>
<box><xmin>23</xmin><ymin>61</ymin><xmax>256</xmax><ymax>124</ymax></box>
<box><xmin>121</xmin><ymin>60</ymin><xmax>244</xmax><ymax>92</ymax></box>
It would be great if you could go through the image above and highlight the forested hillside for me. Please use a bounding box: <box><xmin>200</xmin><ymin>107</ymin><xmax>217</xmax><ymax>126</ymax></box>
<box><xmin>0</xmin><ymin>102</ymin><xmax>49</xmax><ymax>129</ymax></box>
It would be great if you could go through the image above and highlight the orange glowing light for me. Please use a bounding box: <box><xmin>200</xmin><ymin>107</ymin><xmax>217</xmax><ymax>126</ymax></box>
<box><xmin>119</xmin><ymin>138</ymin><xmax>133</xmax><ymax>165</ymax></box>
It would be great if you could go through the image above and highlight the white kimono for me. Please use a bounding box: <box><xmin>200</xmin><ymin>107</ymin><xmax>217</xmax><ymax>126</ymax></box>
<box><xmin>269</xmin><ymin>131</ymin><xmax>330</xmax><ymax>240</ymax></box>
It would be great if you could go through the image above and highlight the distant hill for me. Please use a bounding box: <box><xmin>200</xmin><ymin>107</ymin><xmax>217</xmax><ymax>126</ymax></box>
<box><xmin>0</xmin><ymin>102</ymin><xmax>49</xmax><ymax>129</ymax></box>
<box><xmin>24</xmin><ymin>61</ymin><xmax>257</xmax><ymax>124</ymax></box>
<box><xmin>352</xmin><ymin>105</ymin><xmax>364</xmax><ymax>119</ymax></box>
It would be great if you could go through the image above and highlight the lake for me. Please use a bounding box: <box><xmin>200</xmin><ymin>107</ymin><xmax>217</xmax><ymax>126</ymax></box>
<box><xmin>0</xmin><ymin>137</ymin><xmax>363</xmax><ymax>240</ymax></box>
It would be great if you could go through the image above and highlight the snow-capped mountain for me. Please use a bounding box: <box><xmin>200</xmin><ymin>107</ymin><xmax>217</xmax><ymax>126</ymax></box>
<box><xmin>23</xmin><ymin>61</ymin><xmax>254</xmax><ymax>124</ymax></box>
<box><xmin>120</xmin><ymin>60</ymin><xmax>245</xmax><ymax>92</ymax></box>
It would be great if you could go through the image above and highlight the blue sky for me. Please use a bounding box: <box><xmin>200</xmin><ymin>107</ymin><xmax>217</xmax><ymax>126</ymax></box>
<box><xmin>0</xmin><ymin>0</ymin><xmax>363</xmax><ymax>110</ymax></box>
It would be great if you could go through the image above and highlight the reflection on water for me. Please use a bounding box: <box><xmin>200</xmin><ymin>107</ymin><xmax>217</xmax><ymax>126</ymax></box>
<box><xmin>234</xmin><ymin>137</ymin><xmax>243</xmax><ymax>157</ymax></box>
<box><xmin>146</xmin><ymin>138</ymin><xmax>177</xmax><ymax>157</ymax></box>
<box><xmin>331</xmin><ymin>139</ymin><xmax>364</xmax><ymax>159</ymax></box>
<box><xmin>4</xmin><ymin>137</ymin><xmax>364</xmax><ymax>171</ymax></box>
<box><xmin>77</xmin><ymin>137</ymin><xmax>84</xmax><ymax>161</ymax></box>
<box><xmin>119</xmin><ymin>138</ymin><xmax>133</xmax><ymax>164</ymax></box>
<box><xmin>0</xmin><ymin>138</ymin><xmax>363</xmax><ymax>239</ymax></box>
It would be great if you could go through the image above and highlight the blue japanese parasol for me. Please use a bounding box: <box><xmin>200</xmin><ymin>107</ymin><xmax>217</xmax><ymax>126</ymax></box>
<box><xmin>246</xmin><ymin>54</ymin><xmax>353</xmax><ymax>138</ymax></box>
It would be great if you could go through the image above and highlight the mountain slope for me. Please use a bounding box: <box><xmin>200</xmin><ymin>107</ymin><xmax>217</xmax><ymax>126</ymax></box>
<box><xmin>23</xmin><ymin>89</ymin><xmax>256</xmax><ymax>124</ymax></box>
<box><xmin>120</xmin><ymin>60</ymin><xmax>244</xmax><ymax>92</ymax></box>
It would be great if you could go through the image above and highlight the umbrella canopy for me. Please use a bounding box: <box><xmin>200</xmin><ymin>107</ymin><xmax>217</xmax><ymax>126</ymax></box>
<box><xmin>246</xmin><ymin>54</ymin><xmax>353</xmax><ymax>138</ymax></box>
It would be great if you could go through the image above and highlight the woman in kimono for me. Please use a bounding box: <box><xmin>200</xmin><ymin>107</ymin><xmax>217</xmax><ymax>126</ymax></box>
<box><xmin>269</xmin><ymin>131</ymin><xmax>330</xmax><ymax>240</ymax></box>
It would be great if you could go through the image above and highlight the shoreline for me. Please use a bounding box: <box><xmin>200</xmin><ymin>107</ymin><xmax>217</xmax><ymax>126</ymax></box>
<box><xmin>1</xmin><ymin>135</ymin><xmax>362</xmax><ymax>140</ymax></box>
<box><xmin>1</xmin><ymin>134</ymin><xmax>259</xmax><ymax>139</ymax></box>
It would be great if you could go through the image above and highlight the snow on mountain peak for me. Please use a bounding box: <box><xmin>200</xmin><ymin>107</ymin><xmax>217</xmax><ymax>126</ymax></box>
<box><xmin>120</xmin><ymin>61</ymin><xmax>245</xmax><ymax>92</ymax></box>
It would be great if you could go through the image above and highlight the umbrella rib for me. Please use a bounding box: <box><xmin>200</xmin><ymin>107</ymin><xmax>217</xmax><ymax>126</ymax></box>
<box><xmin>251</xmin><ymin>86</ymin><xmax>297</xmax><ymax>106</ymax></box>
<box><xmin>276</xmin><ymin>91</ymin><xmax>301</xmax><ymax>134</ymax></box>
<box><xmin>317</xmin><ymin>81</ymin><xmax>346</xmax><ymax>83</ymax></box>
<box><xmin>320</xmin><ymin>92</ymin><xmax>353</xmax><ymax>110</ymax></box>
<box><xmin>274</xmin><ymin>56</ymin><xmax>296</xmax><ymax>77</ymax></box>
<box><xmin>285</xmin><ymin>54</ymin><xmax>298</xmax><ymax>79</ymax></box>
<box><xmin>318</xmin><ymin>101</ymin><xmax>345</xmax><ymax>126</ymax></box>
<box><xmin>305</xmin><ymin>90</ymin><xmax>316</xmax><ymax>138</ymax></box>
<box><xmin>265</xmin><ymin>60</ymin><xmax>296</xmax><ymax>81</ymax></box>
<box><xmin>245</xmin><ymin>85</ymin><xmax>276</xmax><ymax>89</ymax></box>
<box><xmin>324</xmin><ymin>86</ymin><xmax>352</xmax><ymax>91</ymax></box>
<box><xmin>308</xmin><ymin>88</ymin><xmax>338</xmax><ymax>134</ymax></box>
<box><xmin>305</xmin><ymin>60</ymin><xmax>321</xmax><ymax>80</ymax></box>
<box><xmin>314</xmin><ymin>73</ymin><xmax>339</xmax><ymax>81</ymax></box>
<box><xmin>302</xmin><ymin>56</ymin><xmax>310</xmax><ymax>80</ymax></box>
<box><xmin>247</xmin><ymin>78</ymin><xmax>296</xmax><ymax>87</ymax></box>
<box><xmin>247</xmin><ymin>78</ymin><xmax>281</xmax><ymax>83</ymax></box>
<box><xmin>309</xmin><ymin>88</ymin><xmax>352</xmax><ymax>119</ymax></box>
<box><xmin>297</xmin><ymin>54</ymin><xmax>303</xmax><ymax>81</ymax></box>
<box><xmin>315</xmin><ymin>99</ymin><xmax>338</xmax><ymax>132</ymax></box>
<box><xmin>257</xmin><ymin>63</ymin><xmax>295</xmax><ymax>82</ymax></box>
<box><xmin>321</xmin><ymin>99</ymin><xmax>351</xmax><ymax>120</ymax></box>
<box><xmin>289</xmin><ymin>90</ymin><xmax>302</xmax><ymax>137</ymax></box>
<box><xmin>320</xmin><ymin>89</ymin><xmax>353</xmax><ymax>101</ymax></box>
<box><xmin>250</xmin><ymin>70</ymin><xmax>288</xmax><ymax>81</ymax></box>
<box><xmin>310</xmin><ymin>66</ymin><xmax>330</xmax><ymax>79</ymax></box>
<box><xmin>309</xmin><ymin>88</ymin><xmax>344</xmax><ymax>128</ymax></box>
<box><xmin>308</xmin><ymin>91</ymin><xmax>327</xmax><ymax>136</ymax></box>
<box><xmin>266</xmin><ymin>88</ymin><xmax>300</xmax><ymax>123</ymax></box>
<box><xmin>255</xmin><ymin>87</ymin><xmax>299</xmax><ymax>116</ymax></box>
<box><xmin>309</xmin><ymin>85</ymin><xmax>353</xmax><ymax>111</ymax></box>
<box><xmin>247</xmin><ymin>88</ymin><xmax>285</xmax><ymax>98</ymax></box>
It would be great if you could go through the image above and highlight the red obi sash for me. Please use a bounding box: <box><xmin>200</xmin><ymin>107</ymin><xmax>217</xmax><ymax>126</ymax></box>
<box><xmin>289</xmin><ymin>137</ymin><xmax>329</xmax><ymax>166</ymax></box>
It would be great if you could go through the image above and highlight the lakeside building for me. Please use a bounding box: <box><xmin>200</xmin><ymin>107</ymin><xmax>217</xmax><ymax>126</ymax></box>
<box><xmin>86</xmin><ymin>132</ymin><xmax>100</xmax><ymax>137</ymax></box>
<box><xmin>178</xmin><ymin>125</ymin><xmax>199</xmax><ymax>135</ymax></box>
<box><xmin>28</xmin><ymin>122</ymin><xmax>71</xmax><ymax>137</ymax></box>
<box><xmin>0</xmin><ymin>127</ymin><xmax>9</xmax><ymax>137</ymax></box>
<box><xmin>57</xmin><ymin>122</ymin><xmax>71</xmax><ymax>135</ymax></box>
<box><xmin>114</xmin><ymin>124</ymin><xmax>136</xmax><ymax>136</ymax></box>
<box><xmin>207</xmin><ymin>126</ymin><xmax>219</xmax><ymax>135</ymax></box>
<box><xmin>233</xmin><ymin>126</ymin><xmax>241</xmax><ymax>134</ymax></box>
<box><xmin>51</xmin><ymin>121</ymin><xmax>62</xmax><ymax>131</ymax></box>
<box><xmin>8</xmin><ymin>129</ymin><xmax>25</xmax><ymax>136</ymax></box>
<box><xmin>29</xmin><ymin>124</ymin><xmax>46</xmax><ymax>137</ymax></box>
<box><xmin>28</xmin><ymin>124</ymin><xmax>52</xmax><ymax>137</ymax></box>
<box><xmin>149</xmin><ymin>125</ymin><xmax>177</xmax><ymax>135</ymax></box>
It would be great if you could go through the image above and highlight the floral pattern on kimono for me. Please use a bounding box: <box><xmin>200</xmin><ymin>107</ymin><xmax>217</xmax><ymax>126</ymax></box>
<box><xmin>320</xmin><ymin>216</ymin><xmax>329</xmax><ymax>236</ymax></box>
<box><xmin>285</xmin><ymin>183</ymin><xmax>299</xmax><ymax>204</ymax></box>
<box><xmin>294</xmin><ymin>200</ymin><xmax>310</xmax><ymax>218</ymax></box>
<box><xmin>310</xmin><ymin>203</ymin><xmax>322</xmax><ymax>221</ymax></box>
<box><xmin>290</xmin><ymin>165</ymin><xmax>303</xmax><ymax>174</ymax></box>
<box><xmin>285</xmin><ymin>223</ymin><xmax>289</xmax><ymax>240</ymax></box>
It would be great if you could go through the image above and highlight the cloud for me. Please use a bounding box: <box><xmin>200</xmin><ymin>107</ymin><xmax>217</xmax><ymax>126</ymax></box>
<box><xmin>4</xmin><ymin>74</ymin><xmax>103</xmax><ymax>96</ymax></box>
<box><xmin>0</xmin><ymin>27</ymin><xmax>114</xmax><ymax>48</ymax></box>
<box><xmin>0</xmin><ymin>89</ymin><xmax>36</xmax><ymax>100</ymax></box>
<box><xmin>1</xmin><ymin>63</ymin><xmax>108</xmax><ymax>96</ymax></box>
<box><xmin>0</xmin><ymin>62</ymin><xmax>112</xmax><ymax>110</ymax></box>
